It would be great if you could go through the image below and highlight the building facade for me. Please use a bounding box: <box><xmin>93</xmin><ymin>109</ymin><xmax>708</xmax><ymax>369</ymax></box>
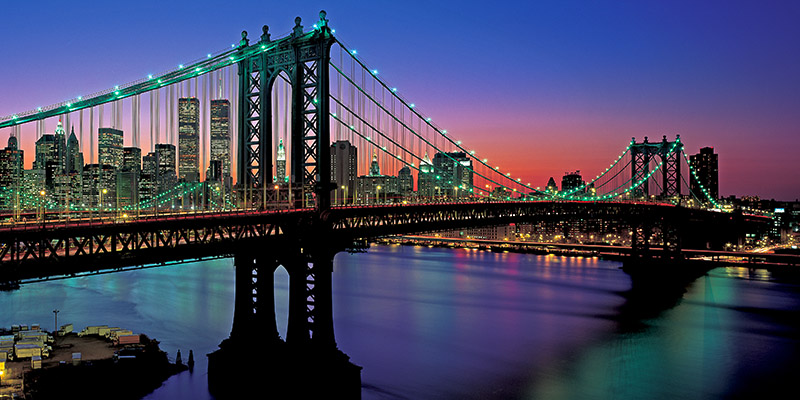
<box><xmin>331</xmin><ymin>140</ymin><xmax>357</xmax><ymax>204</ymax></box>
<box><xmin>210</xmin><ymin>99</ymin><xmax>231</xmax><ymax>185</ymax></box>
<box><xmin>178</xmin><ymin>97</ymin><xmax>200</xmax><ymax>182</ymax></box>
<box><xmin>689</xmin><ymin>147</ymin><xmax>719</xmax><ymax>201</ymax></box>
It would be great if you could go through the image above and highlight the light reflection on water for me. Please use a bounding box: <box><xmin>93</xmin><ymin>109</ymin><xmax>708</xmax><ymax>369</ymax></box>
<box><xmin>1</xmin><ymin>245</ymin><xmax>798</xmax><ymax>399</ymax></box>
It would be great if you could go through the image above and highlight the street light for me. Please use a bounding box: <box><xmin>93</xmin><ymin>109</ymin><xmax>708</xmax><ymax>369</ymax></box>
<box><xmin>101</xmin><ymin>188</ymin><xmax>108</xmax><ymax>220</ymax></box>
<box><xmin>341</xmin><ymin>185</ymin><xmax>347</xmax><ymax>206</ymax></box>
<box><xmin>376</xmin><ymin>185</ymin><xmax>382</xmax><ymax>205</ymax></box>
<box><xmin>39</xmin><ymin>190</ymin><xmax>46</xmax><ymax>222</ymax></box>
<box><xmin>53</xmin><ymin>309</ymin><xmax>60</xmax><ymax>332</ymax></box>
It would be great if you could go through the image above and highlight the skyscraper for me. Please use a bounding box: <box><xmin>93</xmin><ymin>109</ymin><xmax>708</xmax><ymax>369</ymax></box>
<box><xmin>398</xmin><ymin>166</ymin><xmax>413</xmax><ymax>198</ymax></box>
<box><xmin>210</xmin><ymin>99</ymin><xmax>231</xmax><ymax>184</ymax></box>
<box><xmin>178</xmin><ymin>97</ymin><xmax>200</xmax><ymax>182</ymax></box>
<box><xmin>561</xmin><ymin>171</ymin><xmax>585</xmax><ymax>194</ymax></box>
<box><xmin>0</xmin><ymin>133</ymin><xmax>24</xmax><ymax>209</ymax></box>
<box><xmin>140</xmin><ymin>152</ymin><xmax>158</xmax><ymax>205</ymax></box>
<box><xmin>34</xmin><ymin>134</ymin><xmax>59</xmax><ymax>191</ymax></box>
<box><xmin>433</xmin><ymin>152</ymin><xmax>472</xmax><ymax>198</ymax></box>
<box><xmin>689</xmin><ymin>147</ymin><xmax>719</xmax><ymax>201</ymax></box>
<box><xmin>276</xmin><ymin>138</ymin><xmax>287</xmax><ymax>184</ymax></box>
<box><xmin>98</xmin><ymin>127</ymin><xmax>123</xmax><ymax>168</ymax></box>
<box><xmin>156</xmin><ymin>143</ymin><xmax>177</xmax><ymax>196</ymax></box>
<box><xmin>417</xmin><ymin>153</ymin><xmax>436</xmax><ymax>199</ymax></box>
<box><xmin>81</xmin><ymin>164</ymin><xmax>116</xmax><ymax>209</ymax></box>
<box><xmin>122</xmin><ymin>147</ymin><xmax>142</xmax><ymax>171</ymax></box>
<box><xmin>330</xmin><ymin>140</ymin><xmax>357</xmax><ymax>204</ymax></box>
<box><xmin>66</xmin><ymin>127</ymin><xmax>84</xmax><ymax>174</ymax></box>
<box><xmin>53</xmin><ymin>120</ymin><xmax>68</xmax><ymax>175</ymax></box>
<box><xmin>117</xmin><ymin>147</ymin><xmax>142</xmax><ymax>209</ymax></box>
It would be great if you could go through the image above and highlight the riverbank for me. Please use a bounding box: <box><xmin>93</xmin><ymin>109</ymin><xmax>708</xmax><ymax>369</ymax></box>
<box><xmin>1</xmin><ymin>331</ymin><xmax>187</xmax><ymax>399</ymax></box>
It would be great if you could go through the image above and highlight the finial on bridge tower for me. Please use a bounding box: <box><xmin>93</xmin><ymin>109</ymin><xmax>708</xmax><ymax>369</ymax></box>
<box><xmin>663</xmin><ymin>135</ymin><xmax>667</xmax><ymax>142</ymax></box>
<box><xmin>260</xmin><ymin>25</ymin><xmax>271</xmax><ymax>42</ymax></box>
<box><xmin>239</xmin><ymin>30</ymin><xmax>249</xmax><ymax>48</ymax></box>
<box><xmin>319</xmin><ymin>10</ymin><xmax>329</xmax><ymax>28</ymax></box>
<box><xmin>293</xmin><ymin>16</ymin><xmax>303</xmax><ymax>37</ymax></box>
<box><xmin>644</xmin><ymin>136</ymin><xmax>649</xmax><ymax>143</ymax></box>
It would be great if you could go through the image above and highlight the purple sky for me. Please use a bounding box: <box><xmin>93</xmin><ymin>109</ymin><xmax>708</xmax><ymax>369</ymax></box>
<box><xmin>1</xmin><ymin>1</ymin><xmax>798</xmax><ymax>200</ymax></box>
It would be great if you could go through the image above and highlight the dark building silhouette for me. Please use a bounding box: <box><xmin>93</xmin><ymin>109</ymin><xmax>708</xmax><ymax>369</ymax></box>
<box><xmin>689</xmin><ymin>147</ymin><xmax>719</xmax><ymax>201</ymax></box>
<box><xmin>561</xmin><ymin>171</ymin><xmax>585</xmax><ymax>194</ymax></box>
<box><xmin>331</xmin><ymin>140</ymin><xmax>357</xmax><ymax>204</ymax></box>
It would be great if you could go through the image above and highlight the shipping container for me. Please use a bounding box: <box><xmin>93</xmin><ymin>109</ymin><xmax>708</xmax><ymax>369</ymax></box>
<box><xmin>14</xmin><ymin>344</ymin><xmax>41</xmax><ymax>359</ymax></box>
<box><xmin>116</xmin><ymin>334</ymin><xmax>141</xmax><ymax>345</ymax></box>
<box><xmin>109</xmin><ymin>329</ymin><xmax>133</xmax><ymax>341</ymax></box>
<box><xmin>31</xmin><ymin>355</ymin><xmax>42</xmax><ymax>369</ymax></box>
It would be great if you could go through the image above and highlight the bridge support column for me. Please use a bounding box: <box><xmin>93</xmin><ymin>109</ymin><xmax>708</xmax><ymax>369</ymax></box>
<box><xmin>285</xmin><ymin>254</ymin><xmax>310</xmax><ymax>346</ymax></box>
<box><xmin>230</xmin><ymin>251</ymin><xmax>281</xmax><ymax>344</ymax></box>
<box><xmin>210</xmin><ymin>245</ymin><xmax>360</xmax><ymax>399</ymax></box>
<box><xmin>284</xmin><ymin>247</ymin><xmax>335</xmax><ymax>349</ymax></box>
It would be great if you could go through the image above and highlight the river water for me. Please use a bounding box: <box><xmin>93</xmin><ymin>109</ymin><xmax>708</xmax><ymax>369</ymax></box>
<box><xmin>2</xmin><ymin>244</ymin><xmax>799</xmax><ymax>399</ymax></box>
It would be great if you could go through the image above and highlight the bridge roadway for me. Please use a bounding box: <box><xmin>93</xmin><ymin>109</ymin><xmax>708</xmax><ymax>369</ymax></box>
<box><xmin>0</xmin><ymin>200</ymin><xmax>770</xmax><ymax>283</ymax></box>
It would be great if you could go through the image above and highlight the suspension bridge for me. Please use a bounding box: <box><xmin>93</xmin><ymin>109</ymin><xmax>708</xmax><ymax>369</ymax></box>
<box><xmin>0</xmin><ymin>11</ymin><xmax>771</xmax><ymax>397</ymax></box>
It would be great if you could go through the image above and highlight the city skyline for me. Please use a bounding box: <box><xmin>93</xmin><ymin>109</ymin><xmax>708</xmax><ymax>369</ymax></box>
<box><xmin>0</xmin><ymin>1</ymin><xmax>798</xmax><ymax>200</ymax></box>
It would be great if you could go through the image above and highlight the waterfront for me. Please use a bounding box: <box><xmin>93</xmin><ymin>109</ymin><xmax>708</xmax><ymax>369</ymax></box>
<box><xmin>2</xmin><ymin>244</ymin><xmax>798</xmax><ymax>399</ymax></box>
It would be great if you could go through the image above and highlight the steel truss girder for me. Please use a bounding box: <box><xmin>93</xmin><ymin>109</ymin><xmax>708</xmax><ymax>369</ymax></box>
<box><xmin>0</xmin><ymin>213</ymin><xmax>296</xmax><ymax>277</ymax></box>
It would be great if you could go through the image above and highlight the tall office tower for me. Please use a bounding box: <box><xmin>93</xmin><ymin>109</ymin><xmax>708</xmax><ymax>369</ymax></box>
<box><xmin>34</xmin><ymin>134</ymin><xmax>59</xmax><ymax>191</ymax></box>
<box><xmin>276</xmin><ymin>138</ymin><xmax>287</xmax><ymax>183</ymax></box>
<box><xmin>689</xmin><ymin>147</ymin><xmax>719</xmax><ymax>201</ymax></box>
<box><xmin>155</xmin><ymin>143</ymin><xmax>177</xmax><ymax>197</ymax></box>
<box><xmin>117</xmin><ymin>147</ymin><xmax>142</xmax><ymax>209</ymax></box>
<box><xmin>398</xmin><ymin>166</ymin><xmax>413</xmax><ymax>198</ymax></box>
<box><xmin>53</xmin><ymin>120</ymin><xmax>68</xmax><ymax>174</ymax></box>
<box><xmin>330</xmin><ymin>140</ymin><xmax>357</xmax><ymax>204</ymax></box>
<box><xmin>33</xmin><ymin>134</ymin><xmax>56</xmax><ymax>170</ymax></box>
<box><xmin>98</xmin><ymin>127</ymin><xmax>124</xmax><ymax>168</ymax></box>
<box><xmin>178</xmin><ymin>97</ymin><xmax>200</xmax><ymax>182</ymax></box>
<box><xmin>122</xmin><ymin>147</ymin><xmax>142</xmax><ymax>171</ymax></box>
<box><xmin>210</xmin><ymin>99</ymin><xmax>231</xmax><ymax>183</ymax></box>
<box><xmin>417</xmin><ymin>153</ymin><xmax>436</xmax><ymax>199</ymax></box>
<box><xmin>0</xmin><ymin>134</ymin><xmax>24</xmax><ymax>209</ymax></box>
<box><xmin>66</xmin><ymin>127</ymin><xmax>84</xmax><ymax>174</ymax></box>
<box><xmin>140</xmin><ymin>152</ymin><xmax>158</xmax><ymax>205</ymax></box>
<box><xmin>561</xmin><ymin>171</ymin><xmax>585</xmax><ymax>194</ymax></box>
<box><xmin>433</xmin><ymin>151</ymin><xmax>472</xmax><ymax>198</ymax></box>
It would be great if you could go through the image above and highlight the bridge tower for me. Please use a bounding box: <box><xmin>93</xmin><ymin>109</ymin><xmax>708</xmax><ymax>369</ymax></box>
<box><xmin>236</xmin><ymin>12</ymin><xmax>335</xmax><ymax>211</ymax></box>
<box><xmin>211</xmin><ymin>12</ymin><xmax>360</xmax><ymax>398</ymax></box>
<box><xmin>630</xmin><ymin>135</ymin><xmax>682</xmax><ymax>199</ymax></box>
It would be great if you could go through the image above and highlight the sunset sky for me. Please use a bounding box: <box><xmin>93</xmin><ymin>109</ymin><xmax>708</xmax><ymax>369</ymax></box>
<box><xmin>1</xmin><ymin>1</ymin><xmax>798</xmax><ymax>200</ymax></box>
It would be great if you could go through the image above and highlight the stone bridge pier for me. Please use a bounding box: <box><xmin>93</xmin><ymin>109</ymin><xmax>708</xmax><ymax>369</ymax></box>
<box><xmin>208</xmin><ymin>237</ymin><xmax>361</xmax><ymax>398</ymax></box>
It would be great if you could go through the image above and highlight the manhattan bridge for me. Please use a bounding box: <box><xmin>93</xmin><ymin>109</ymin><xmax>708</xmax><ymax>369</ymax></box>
<box><xmin>0</xmin><ymin>11</ymin><xmax>771</xmax><ymax>397</ymax></box>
